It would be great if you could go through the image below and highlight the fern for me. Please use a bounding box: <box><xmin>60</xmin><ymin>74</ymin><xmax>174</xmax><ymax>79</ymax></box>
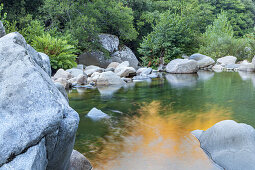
<box><xmin>32</xmin><ymin>33</ymin><xmax>78</xmax><ymax>70</ymax></box>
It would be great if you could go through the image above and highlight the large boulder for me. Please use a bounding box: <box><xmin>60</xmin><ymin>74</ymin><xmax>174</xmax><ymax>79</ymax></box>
<box><xmin>115</xmin><ymin>67</ymin><xmax>136</xmax><ymax>77</ymax></box>
<box><xmin>189</xmin><ymin>53</ymin><xmax>215</xmax><ymax>68</ymax></box>
<box><xmin>84</xmin><ymin>65</ymin><xmax>103</xmax><ymax>77</ymax></box>
<box><xmin>97</xmin><ymin>71</ymin><xmax>126</xmax><ymax>86</ymax></box>
<box><xmin>0</xmin><ymin>21</ymin><xmax>5</xmax><ymax>38</ymax></box>
<box><xmin>136</xmin><ymin>67</ymin><xmax>152</xmax><ymax>76</ymax></box>
<box><xmin>217</xmin><ymin>56</ymin><xmax>237</xmax><ymax>66</ymax></box>
<box><xmin>166</xmin><ymin>59</ymin><xmax>198</xmax><ymax>74</ymax></box>
<box><xmin>0</xmin><ymin>32</ymin><xmax>79</xmax><ymax>169</ymax></box>
<box><xmin>69</xmin><ymin>150</ymin><xmax>92</xmax><ymax>170</ymax></box>
<box><xmin>192</xmin><ymin>120</ymin><xmax>255</xmax><ymax>170</ymax></box>
<box><xmin>111</xmin><ymin>46</ymin><xmax>139</xmax><ymax>69</ymax></box>
<box><xmin>98</xmin><ymin>34</ymin><xmax>119</xmax><ymax>53</ymax></box>
<box><xmin>107</xmin><ymin>62</ymin><xmax>120</xmax><ymax>69</ymax></box>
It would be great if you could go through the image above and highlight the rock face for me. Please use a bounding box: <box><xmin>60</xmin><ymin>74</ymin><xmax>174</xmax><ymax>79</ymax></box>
<box><xmin>0</xmin><ymin>32</ymin><xmax>79</xmax><ymax>169</ymax></box>
<box><xmin>69</xmin><ymin>150</ymin><xmax>92</xmax><ymax>170</ymax></box>
<box><xmin>78</xmin><ymin>34</ymin><xmax>139</xmax><ymax>68</ymax></box>
<box><xmin>98</xmin><ymin>34</ymin><xmax>119</xmax><ymax>53</ymax></box>
<box><xmin>97</xmin><ymin>71</ymin><xmax>126</xmax><ymax>86</ymax></box>
<box><xmin>38</xmin><ymin>52</ymin><xmax>52</xmax><ymax>76</ymax></box>
<box><xmin>166</xmin><ymin>59</ymin><xmax>198</xmax><ymax>74</ymax></box>
<box><xmin>0</xmin><ymin>21</ymin><xmax>5</xmax><ymax>38</ymax></box>
<box><xmin>192</xmin><ymin>120</ymin><xmax>255</xmax><ymax>170</ymax></box>
<box><xmin>189</xmin><ymin>53</ymin><xmax>215</xmax><ymax>68</ymax></box>
<box><xmin>87</xmin><ymin>107</ymin><xmax>110</xmax><ymax>120</ymax></box>
<box><xmin>217</xmin><ymin>56</ymin><xmax>237</xmax><ymax>66</ymax></box>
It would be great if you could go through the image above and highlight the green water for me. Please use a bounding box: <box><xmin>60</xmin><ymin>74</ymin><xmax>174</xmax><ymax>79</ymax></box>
<box><xmin>69</xmin><ymin>71</ymin><xmax>255</xmax><ymax>170</ymax></box>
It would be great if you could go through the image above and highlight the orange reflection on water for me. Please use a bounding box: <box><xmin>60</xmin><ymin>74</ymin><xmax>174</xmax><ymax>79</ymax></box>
<box><xmin>94</xmin><ymin>101</ymin><xmax>231</xmax><ymax>170</ymax></box>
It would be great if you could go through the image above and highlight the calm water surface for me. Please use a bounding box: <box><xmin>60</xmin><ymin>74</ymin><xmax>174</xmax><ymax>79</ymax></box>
<box><xmin>68</xmin><ymin>71</ymin><xmax>255</xmax><ymax>170</ymax></box>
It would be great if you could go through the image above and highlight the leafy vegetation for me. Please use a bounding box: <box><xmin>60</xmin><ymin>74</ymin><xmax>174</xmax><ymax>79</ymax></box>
<box><xmin>1</xmin><ymin>0</ymin><xmax>255</xmax><ymax>68</ymax></box>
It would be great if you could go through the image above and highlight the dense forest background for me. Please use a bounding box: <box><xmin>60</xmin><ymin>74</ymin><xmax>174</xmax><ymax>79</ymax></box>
<box><xmin>1</xmin><ymin>0</ymin><xmax>255</xmax><ymax>69</ymax></box>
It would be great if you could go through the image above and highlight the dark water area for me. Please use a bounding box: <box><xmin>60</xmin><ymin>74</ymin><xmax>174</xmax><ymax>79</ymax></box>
<box><xmin>68</xmin><ymin>71</ymin><xmax>255</xmax><ymax>170</ymax></box>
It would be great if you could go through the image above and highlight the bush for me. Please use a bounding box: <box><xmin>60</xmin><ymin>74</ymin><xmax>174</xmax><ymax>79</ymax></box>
<box><xmin>199</xmin><ymin>12</ymin><xmax>253</xmax><ymax>61</ymax></box>
<box><xmin>138</xmin><ymin>12</ymin><xmax>196</xmax><ymax>67</ymax></box>
<box><xmin>31</xmin><ymin>33</ymin><xmax>78</xmax><ymax>70</ymax></box>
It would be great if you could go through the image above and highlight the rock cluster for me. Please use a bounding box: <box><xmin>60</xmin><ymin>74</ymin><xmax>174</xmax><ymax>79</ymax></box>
<box><xmin>53</xmin><ymin>61</ymin><xmax>160</xmax><ymax>89</ymax></box>
<box><xmin>79</xmin><ymin>34</ymin><xmax>139</xmax><ymax>69</ymax></box>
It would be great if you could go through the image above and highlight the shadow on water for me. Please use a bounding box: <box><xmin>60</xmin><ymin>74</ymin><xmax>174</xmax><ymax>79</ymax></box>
<box><xmin>68</xmin><ymin>71</ymin><xmax>255</xmax><ymax>170</ymax></box>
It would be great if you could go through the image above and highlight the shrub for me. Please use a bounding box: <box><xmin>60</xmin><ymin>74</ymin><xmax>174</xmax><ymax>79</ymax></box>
<box><xmin>199</xmin><ymin>12</ymin><xmax>253</xmax><ymax>61</ymax></box>
<box><xmin>32</xmin><ymin>33</ymin><xmax>78</xmax><ymax>70</ymax></box>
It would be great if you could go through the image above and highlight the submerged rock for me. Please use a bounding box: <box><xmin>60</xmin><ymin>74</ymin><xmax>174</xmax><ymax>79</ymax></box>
<box><xmin>87</xmin><ymin>107</ymin><xmax>110</xmax><ymax>120</ymax></box>
<box><xmin>0</xmin><ymin>32</ymin><xmax>79</xmax><ymax>169</ymax></box>
<box><xmin>192</xmin><ymin>120</ymin><xmax>255</xmax><ymax>170</ymax></box>
<box><xmin>166</xmin><ymin>59</ymin><xmax>198</xmax><ymax>74</ymax></box>
<box><xmin>69</xmin><ymin>150</ymin><xmax>92</xmax><ymax>170</ymax></box>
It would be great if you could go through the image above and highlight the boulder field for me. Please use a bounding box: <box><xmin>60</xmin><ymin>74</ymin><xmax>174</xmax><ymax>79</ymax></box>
<box><xmin>0</xmin><ymin>31</ymin><xmax>90</xmax><ymax>169</ymax></box>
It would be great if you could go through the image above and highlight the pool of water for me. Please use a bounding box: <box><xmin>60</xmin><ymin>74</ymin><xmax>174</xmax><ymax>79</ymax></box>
<box><xmin>68</xmin><ymin>71</ymin><xmax>255</xmax><ymax>170</ymax></box>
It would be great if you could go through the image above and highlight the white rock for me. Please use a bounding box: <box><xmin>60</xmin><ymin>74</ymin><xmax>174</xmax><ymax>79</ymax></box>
<box><xmin>87</xmin><ymin>108</ymin><xmax>110</xmax><ymax>120</ymax></box>
<box><xmin>115</xmin><ymin>67</ymin><xmax>136</xmax><ymax>77</ymax></box>
<box><xmin>217</xmin><ymin>56</ymin><xmax>237</xmax><ymax>66</ymax></box>
<box><xmin>66</xmin><ymin>68</ymin><xmax>85</xmax><ymax>77</ymax></box>
<box><xmin>76</xmin><ymin>74</ymin><xmax>87</xmax><ymax>85</ymax></box>
<box><xmin>53</xmin><ymin>69</ymin><xmax>72</xmax><ymax>80</ymax></box>
<box><xmin>239</xmin><ymin>60</ymin><xmax>255</xmax><ymax>72</ymax></box>
<box><xmin>189</xmin><ymin>53</ymin><xmax>215</xmax><ymax>68</ymax></box>
<box><xmin>166</xmin><ymin>59</ymin><xmax>198</xmax><ymax>74</ymax></box>
<box><xmin>107</xmin><ymin>62</ymin><xmax>120</xmax><ymax>69</ymax></box>
<box><xmin>97</xmin><ymin>71</ymin><xmax>126</xmax><ymax>86</ymax></box>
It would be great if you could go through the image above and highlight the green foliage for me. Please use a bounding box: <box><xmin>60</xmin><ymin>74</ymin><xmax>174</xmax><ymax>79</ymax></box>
<box><xmin>199</xmin><ymin>12</ymin><xmax>253</xmax><ymax>60</ymax></box>
<box><xmin>138</xmin><ymin>12</ymin><xmax>196</xmax><ymax>67</ymax></box>
<box><xmin>31</xmin><ymin>33</ymin><xmax>78</xmax><ymax>70</ymax></box>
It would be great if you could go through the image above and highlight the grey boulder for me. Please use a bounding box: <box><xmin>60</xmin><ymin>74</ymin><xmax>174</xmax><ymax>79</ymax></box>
<box><xmin>166</xmin><ymin>59</ymin><xmax>198</xmax><ymax>74</ymax></box>
<box><xmin>189</xmin><ymin>53</ymin><xmax>215</xmax><ymax>68</ymax></box>
<box><xmin>0</xmin><ymin>32</ymin><xmax>79</xmax><ymax>169</ymax></box>
<box><xmin>69</xmin><ymin>150</ymin><xmax>92</xmax><ymax>170</ymax></box>
<box><xmin>98</xmin><ymin>34</ymin><xmax>119</xmax><ymax>53</ymax></box>
<box><xmin>217</xmin><ymin>56</ymin><xmax>237</xmax><ymax>66</ymax></box>
<box><xmin>192</xmin><ymin>120</ymin><xmax>255</xmax><ymax>170</ymax></box>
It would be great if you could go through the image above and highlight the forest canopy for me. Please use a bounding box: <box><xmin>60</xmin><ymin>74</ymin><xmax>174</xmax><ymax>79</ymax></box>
<box><xmin>1</xmin><ymin>0</ymin><xmax>255</xmax><ymax>68</ymax></box>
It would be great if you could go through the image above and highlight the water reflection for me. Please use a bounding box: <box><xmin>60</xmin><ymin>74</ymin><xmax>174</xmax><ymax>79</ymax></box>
<box><xmin>166</xmin><ymin>74</ymin><xmax>198</xmax><ymax>88</ymax></box>
<box><xmin>97</xmin><ymin>85</ymin><xmax>122</xmax><ymax>97</ymax></box>
<box><xmin>93</xmin><ymin>101</ymin><xmax>230</xmax><ymax>170</ymax></box>
<box><xmin>198</xmin><ymin>71</ymin><xmax>215</xmax><ymax>81</ymax></box>
<box><xmin>238</xmin><ymin>71</ymin><xmax>255</xmax><ymax>87</ymax></box>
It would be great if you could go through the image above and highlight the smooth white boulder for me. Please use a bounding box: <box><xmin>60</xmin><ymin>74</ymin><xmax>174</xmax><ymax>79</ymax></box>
<box><xmin>192</xmin><ymin>120</ymin><xmax>255</xmax><ymax>170</ymax></box>
<box><xmin>239</xmin><ymin>60</ymin><xmax>255</xmax><ymax>72</ymax></box>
